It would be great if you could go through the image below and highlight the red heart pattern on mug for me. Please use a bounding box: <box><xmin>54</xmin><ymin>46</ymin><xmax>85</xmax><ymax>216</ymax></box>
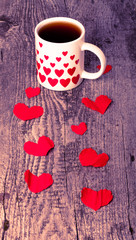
<box><xmin>75</xmin><ymin>59</ymin><xmax>79</xmax><ymax>64</ymax></box>
<box><xmin>39</xmin><ymin>72</ymin><xmax>46</xmax><ymax>83</ymax></box>
<box><xmin>36</xmin><ymin>49</ymin><xmax>39</xmax><ymax>54</ymax></box>
<box><xmin>48</xmin><ymin>77</ymin><xmax>58</xmax><ymax>87</ymax></box>
<box><xmin>62</xmin><ymin>51</ymin><xmax>68</xmax><ymax>56</ymax></box>
<box><xmin>60</xmin><ymin>78</ymin><xmax>70</xmax><ymax>87</ymax></box>
<box><xmin>68</xmin><ymin>67</ymin><xmax>76</xmax><ymax>76</ymax></box>
<box><xmin>50</xmin><ymin>63</ymin><xmax>55</xmax><ymax>68</ymax></box>
<box><xmin>39</xmin><ymin>42</ymin><xmax>43</xmax><ymax>47</ymax></box>
<box><xmin>44</xmin><ymin>55</ymin><xmax>49</xmax><ymax>60</ymax></box>
<box><xmin>63</xmin><ymin>63</ymin><xmax>69</xmax><ymax>68</ymax></box>
<box><xmin>37</xmin><ymin>51</ymin><xmax>80</xmax><ymax>87</ymax></box>
<box><xmin>56</xmin><ymin>57</ymin><xmax>61</xmax><ymax>62</ymax></box>
<box><xmin>43</xmin><ymin>66</ymin><xmax>51</xmax><ymax>75</ymax></box>
<box><xmin>70</xmin><ymin>55</ymin><xmax>75</xmax><ymax>60</ymax></box>
<box><xmin>55</xmin><ymin>69</ymin><xmax>64</xmax><ymax>77</ymax></box>
<box><xmin>36</xmin><ymin>61</ymin><xmax>41</xmax><ymax>70</ymax></box>
<box><xmin>72</xmin><ymin>74</ymin><xmax>80</xmax><ymax>84</ymax></box>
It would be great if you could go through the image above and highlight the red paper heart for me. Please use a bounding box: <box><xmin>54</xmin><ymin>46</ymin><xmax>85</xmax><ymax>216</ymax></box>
<box><xmin>75</xmin><ymin>59</ymin><xmax>79</xmax><ymax>64</ymax></box>
<box><xmin>79</xmin><ymin>148</ymin><xmax>109</xmax><ymax>167</ymax></box>
<box><xmin>43</xmin><ymin>66</ymin><xmax>51</xmax><ymax>75</ymax></box>
<box><xmin>71</xmin><ymin>122</ymin><xmax>87</xmax><ymax>135</ymax></box>
<box><xmin>50</xmin><ymin>63</ymin><xmax>55</xmax><ymax>68</ymax></box>
<box><xmin>25</xmin><ymin>87</ymin><xmax>41</xmax><ymax>98</ymax></box>
<box><xmin>97</xmin><ymin>65</ymin><xmax>112</xmax><ymax>74</ymax></box>
<box><xmin>82</xmin><ymin>95</ymin><xmax>112</xmax><ymax>114</ymax></box>
<box><xmin>56</xmin><ymin>57</ymin><xmax>61</xmax><ymax>62</ymax></box>
<box><xmin>36</xmin><ymin>49</ymin><xmax>39</xmax><ymax>54</ymax></box>
<box><xmin>24</xmin><ymin>136</ymin><xmax>54</xmax><ymax>156</ymax></box>
<box><xmin>44</xmin><ymin>55</ymin><xmax>49</xmax><ymax>60</ymax></box>
<box><xmin>81</xmin><ymin>188</ymin><xmax>113</xmax><ymax>211</ymax></box>
<box><xmin>72</xmin><ymin>74</ymin><xmax>80</xmax><ymax>84</ymax></box>
<box><xmin>24</xmin><ymin>170</ymin><xmax>53</xmax><ymax>193</ymax></box>
<box><xmin>40</xmin><ymin>58</ymin><xmax>43</xmax><ymax>64</ymax></box>
<box><xmin>60</xmin><ymin>78</ymin><xmax>70</xmax><ymax>87</ymax></box>
<box><xmin>39</xmin><ymin>42</ymin><xmax>43</xmax><ymax>47</ymax></box>
<box><xmin>62</xmin><ymin>51</ymin><xmax>68</xmax><ymax>56</ymax></box>
<box><xmin>13</xmin><ymin>103</ymin><xmax>43</xmax><ymax>120</ymax></box>
<box><xmin>36</xmin><ymin>61</ymin><xmax>41</xmax><ymax>70</ymax></box>
<box><xmin>67</xmin><ymin>67</ymin><xmax>76</xmax><ymax>76</ymax></box>
<box><xmin>48</xmin><ymin>77</ymin><xmax>58</xmax><ymax>87</ymax></box>
<box><xmin>55</xmin><ymin>69</ymin><xmax>64</xmax><ymax>78</ymax></box>
<box><xmin>63</xmin><ymin>63</ymin><xmax>69</xmax><ymax>68</ymax></box>
<box><xmin>39</xmin><ymin>72</ymin><xmax>46</xmax><ymax>83</ymax></box>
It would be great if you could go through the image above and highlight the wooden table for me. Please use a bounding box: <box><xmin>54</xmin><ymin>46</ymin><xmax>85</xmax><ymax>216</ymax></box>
<box><xmin>0</xmin><ymin>0</ymin><xmax>136</xmax><ymax>239</ymax></box>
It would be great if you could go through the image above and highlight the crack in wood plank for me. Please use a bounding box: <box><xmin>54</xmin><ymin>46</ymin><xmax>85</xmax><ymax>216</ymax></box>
<box><xmin>74</xmin><ymin>204</ymin><xmax>79</xmax><ymax>240</ymax></box>
<box><xmin>1</xmin><ymin>49</ymin><xmax>3</xmax><ymax>62</ymax></box>
<box><xmin>122</xmin><ymin>123</ymin><xmax>134</xmax><ymax>240</ymax></box>
<box><xmin>1</xmin><ymin>172</ymin><xmax>9</xmax><ymax>240</ymax></box>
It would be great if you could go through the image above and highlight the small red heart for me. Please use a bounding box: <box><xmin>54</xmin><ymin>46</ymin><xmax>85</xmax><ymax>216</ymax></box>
<box><xmin>81</xmin><ymin>188</ymin><xmax>113</xmax><ymax>211</ymax></box>
<box><xmin>67</xmin><ymin>67</ymin><xmax>76</xmax><ymax>76</ymax></box>
<box><xmin>36</xmin><ymin>61</ymin><xmax>41</xmax><ymax>70</ymax></box>
<box><xmin>97</xmin><ymin>65</ymin><xmax>112</xmax><ymax>74</ymax></box>
<box><xmin>39</xmin><ymin>72</ymin><xmax>46</xmax><ymax>83</ymax></box>
<box><xmin>39</xmin><ymin>42</ymin><xmax>43</xmax><ymax>47</ymax></box>
<box><xmin>13</xmin><ymin>103</ymin><xmax>43</xmax><ymax>121</ymax></box>
<box><xmin>82</xmin><ymin>95</ymin><xmax>112</xmax><ymax>114</ymax></box>
<box><xmin>24</xmin><ymin>136</ymin><xmax>54</xmax><ymax>156</ymax></box>
<box><xmin>79</xmin><ymin>148</ymin><xmax>109</xmax><ymax>167</ymax></box>
<box><xmin>48</xmin><ymin>77</ymin><xmax>58</xmax><ymax>87</ymax></box>
<box><xmin>36</xmin><ymin>69</ymin><xmax>38</xmax><ymax>75</ymax></box>
<box><xmin>44</xmin><ymin>55</ymin><xmax>49</xmax><ymax>60</ymax></box>
<box><xmin>40</xmin><ymin>58</ymin><xmax>43</xmax><ymax>64</ymax></box>
<box><xmin>60</xmin><ymin>78</ymin><xmax>70</xmax><ymax>87</ymax></box>
<box><xmin>70</xmin><ymin>55</ymin><xmax>75</xmax><ymax>60</ymax></box>
<box><xmin>62</xmin><ymin>51</ymin><xmax>68</xmax><ymax>56</ymax></box>
<box><xmin>75</xmin><ymin>59</ymin><xmax>79</xmax><ymax>64</ymax></box>
<box><xmin>71</xmin><ymin>122</ymin><xmax>87</xmax><ymax>135</ymax></box>
<box><xmin>50</xmin><ymin>63</ymin><xmax>55</xmax><ymax>68</ymax></box>
<box><xmin>55</xmin><ymin>69</ymin><xmax>64</xmax><ymax>78</ymax></box>
<box><xmin>72</xmin><ymin>74</ymin><xmax>80</xmax><ymax>84</ymax></box>
<box><xmin>25</xmin><ymin>87</ymin><xmax>41</xmax><ymax>98</ymax></box>
<box><xmin>63</xmin><ymin>63</ymin><xmax>69</xmax><ymax>68</ymax></box>
<box><xmin>24</xmin><ymin>170</ymin><xmax>53</xmax><ymax>193</ymax></box>
<box><xmin>43</xmin><ymin>66</ymin><xmax>51</xmax><ymax>75</ymax></box>
<box><xmin>36</xmin><ymin>49</ymin><xmax>39</xmax><ymax>54</ymax></box>
<box><xmin>56</xmin><ymin>57</ymin><xmax>61</xmax><ymax>62</ymax></box>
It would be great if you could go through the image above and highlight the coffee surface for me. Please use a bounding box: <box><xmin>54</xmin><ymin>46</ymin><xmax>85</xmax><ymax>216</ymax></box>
<box><xmin>38</xmin><ymin>21</ymin><xmax>81</xmax><ymax>43</ymax></box>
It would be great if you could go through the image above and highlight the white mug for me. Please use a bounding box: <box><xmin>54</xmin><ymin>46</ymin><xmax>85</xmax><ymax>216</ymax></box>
<box><xmin>35</xmin><ymin>17</ymin><xmax>106</xmax><ymax>91</ymax></box>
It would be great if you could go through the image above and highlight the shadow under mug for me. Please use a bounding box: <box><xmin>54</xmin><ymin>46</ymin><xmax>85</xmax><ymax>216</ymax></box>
<box><xmin>35</xmin><ymin>17</ymin><xmax>106</xmax><ymax>91</ymax></box>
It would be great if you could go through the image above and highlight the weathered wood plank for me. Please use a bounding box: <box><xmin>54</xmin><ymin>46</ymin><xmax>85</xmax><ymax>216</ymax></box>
<box><xmin>0</xmin><ymin>0</ymin><xmax>136</xmax><ymax>239</ymax></box>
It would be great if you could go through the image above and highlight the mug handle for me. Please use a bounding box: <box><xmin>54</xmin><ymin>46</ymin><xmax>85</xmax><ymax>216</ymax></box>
<box><xmin>81</xmin><ymin>43</ymin><xmax>106</xmax><ymax>79</ymax></box>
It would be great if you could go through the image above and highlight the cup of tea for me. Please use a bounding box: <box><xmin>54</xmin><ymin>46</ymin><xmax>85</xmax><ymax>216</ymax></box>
<box><xmin>35</xmin><ymin>17</ymin><xmax>106</xmax><ymax>91</ymax></box>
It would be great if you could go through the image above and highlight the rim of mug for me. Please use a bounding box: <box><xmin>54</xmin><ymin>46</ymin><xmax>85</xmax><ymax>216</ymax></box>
<box><xmin>35</xmin><ymin>17</ymin><xmax>85</xmax><ymax>45</ymax></box>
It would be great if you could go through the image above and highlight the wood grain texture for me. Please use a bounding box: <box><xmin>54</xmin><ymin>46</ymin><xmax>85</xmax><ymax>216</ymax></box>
<box><xmin>0</xmin><ymin>0</ymin><xmax>136</xmax><ymax>239</ymax></box>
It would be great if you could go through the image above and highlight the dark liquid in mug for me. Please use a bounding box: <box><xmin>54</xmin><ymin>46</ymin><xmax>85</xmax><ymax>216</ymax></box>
<box><xmin>38</xmin><ymin>21</ymin><xmax>81</xmax><ymax>43</ymax></box>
